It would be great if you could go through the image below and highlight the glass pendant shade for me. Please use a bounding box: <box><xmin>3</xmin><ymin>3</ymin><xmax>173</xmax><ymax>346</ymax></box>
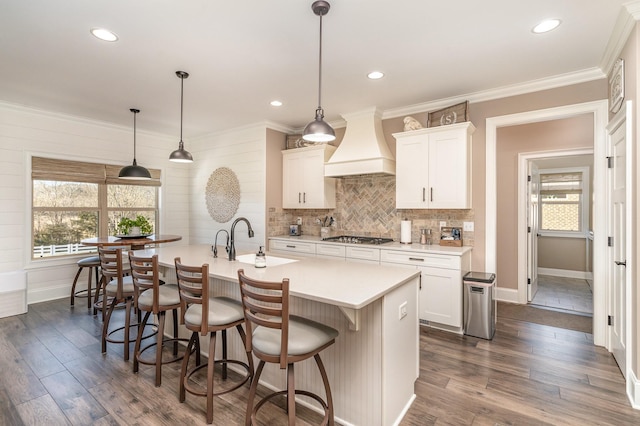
<box><xmin>169</xmin><ymin>70</ymin><xmax>193</xmax><ymax>163</ymax></box>
<box><xmin>119</xmin><ymin>108</ymin><xmax>151</xmax><ymax>180</ymax></box>
<box><xmin>303</xmin><ymin>1</ymin><xmax>335</xmax><ymax>143</ymax></box>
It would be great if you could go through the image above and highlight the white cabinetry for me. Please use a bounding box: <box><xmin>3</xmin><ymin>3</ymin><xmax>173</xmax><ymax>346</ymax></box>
<box><xmin>380</xmin><ymin>249</ymin><xmax>471</xmax><ymax>332</ymax></box>
<box><xmin>269</xmin><ymin>239</ymin><xmax>316</xmax><ymax>257</ymax></box>
<box><xmin>394</xmin><ymin>122</ymin><xmax>474</xmax><ymax>209</ymax></box>
<box><xmin>282</xmin><ymin>145</ymin><xmax>336</xmax><ymax>209</ymax></box>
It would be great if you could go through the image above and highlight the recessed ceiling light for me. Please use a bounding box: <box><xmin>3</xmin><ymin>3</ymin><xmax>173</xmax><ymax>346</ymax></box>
<box><xmin>90</xmin><ymin>27</ymin><xmax>118</xmax><ymax>42</ymax></box>
<box><xmin>270</xmin><ymin>100</ymin><xmax>283</xmax><ymax>107</ymax></box>
<box><xmin>532</xmin><ymin>19</ymin><xmax>561</xmax><ymax>34</ymax></box>
<box><xmin>367</xmin><ymin>71</ymin><xmax>384</xmax><ymax>80</ymax></box>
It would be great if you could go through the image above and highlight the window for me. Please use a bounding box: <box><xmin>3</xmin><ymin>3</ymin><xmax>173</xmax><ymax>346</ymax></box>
<box><xmin>538</xmin><ymin>167</ymin><xmax>589</xmax><ymax>235</ymax></box>
<box><xmin>31</xmin><ymin>157</ymin><xmax>160</xmax><ymax>259</ymax></box>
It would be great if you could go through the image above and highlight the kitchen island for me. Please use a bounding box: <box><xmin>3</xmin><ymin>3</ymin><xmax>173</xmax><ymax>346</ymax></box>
<box><xmin>137</xmin><ymin>244</ymin><xmax>421</xmax><ymax>426</ymax></box>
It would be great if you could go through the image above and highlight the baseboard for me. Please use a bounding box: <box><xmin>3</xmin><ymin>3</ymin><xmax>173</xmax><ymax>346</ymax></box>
<box><xmin>495</xmin><ymin>287</ymin><xmax>519</xmax><ymax>303</ymax></box>
<box><xmin>629</xmin><ymin>369</ymin><xmax>640</xmax><ymax>409</ymax></box>
<box><xmin>28</xmin><ymin>284</ymin><xmax>70</xmax><ymax>305</ymax></box>
<box><xmin>538</xmin><ymin>268</ymin><xmax>590</xmax><ymax>280</ymax></box>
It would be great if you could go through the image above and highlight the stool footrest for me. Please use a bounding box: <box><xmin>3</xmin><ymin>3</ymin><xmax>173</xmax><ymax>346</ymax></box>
<box><xmin>183</xmin><ymin>359</ymin><xmax>252</xmax><ymax>398</ymax></box>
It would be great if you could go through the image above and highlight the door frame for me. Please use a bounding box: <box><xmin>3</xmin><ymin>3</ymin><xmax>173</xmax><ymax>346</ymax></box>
<box><xmin>485</xmin><ymin>100</ymin><xmax>608</xmax><ymax>346</ymax></box>
<box><xmin>517</xmin><ymin>149</ymin><xmax>594</xmax><ymax>305</ymax></box>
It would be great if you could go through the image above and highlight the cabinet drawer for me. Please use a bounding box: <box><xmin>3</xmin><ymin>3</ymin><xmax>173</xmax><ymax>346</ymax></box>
<box><xmin>269</xmin><ymin>239</ymin><xmax>316</xmax><ymax>255</ymax></box>
<box><xmin>380</xmin><ymin>250</ymin><xmax>460</xmax><ymax>269</ymax></box>
<box><xmin>346</xmin><ymin>246</ymin><xmax>380</xmax><ymax>262</ymax></box>
<box><xmin>316</xmin><ymin>244</ymin><xmax>345</xmax><ymax>258</ymax></box>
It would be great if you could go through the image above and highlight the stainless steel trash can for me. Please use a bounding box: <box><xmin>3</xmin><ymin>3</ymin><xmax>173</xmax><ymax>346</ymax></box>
<box><xmin>463</xmin><ymin>272</ymin><xmax>496</xmax><ymax>339</ymax></box>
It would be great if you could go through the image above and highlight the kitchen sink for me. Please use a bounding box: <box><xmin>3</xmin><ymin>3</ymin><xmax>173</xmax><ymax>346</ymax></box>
<box><xmin>234</xmin><ymin>253</ymin><xmax>298</xmax><ymax>267</ymax></box>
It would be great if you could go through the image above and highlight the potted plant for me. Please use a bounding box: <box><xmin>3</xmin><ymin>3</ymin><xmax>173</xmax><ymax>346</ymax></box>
<box><xmin>116</xmin><ymin>215</ymin><xmax>153</xmax><ymax>236</ymax></box>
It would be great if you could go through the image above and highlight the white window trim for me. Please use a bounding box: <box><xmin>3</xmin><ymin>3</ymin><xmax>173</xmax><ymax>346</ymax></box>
<box><xmin>537</xmin><ymin>166</ymin><xmax>590</xmax><ymax>238</ymax></box>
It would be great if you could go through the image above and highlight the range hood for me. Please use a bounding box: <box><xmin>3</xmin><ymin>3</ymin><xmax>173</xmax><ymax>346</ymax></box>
<box><xmin>324</xmin><ymin>107</ymin><xmax>395</xmax><ymax>177</ymax></box>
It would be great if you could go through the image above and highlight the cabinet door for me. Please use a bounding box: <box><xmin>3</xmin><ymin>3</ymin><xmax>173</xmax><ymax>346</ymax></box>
<box><xmin>427</xmin><ymin>129</ymin><xmax>470</xmax><ymax>209</ymax></box>
<box><xmin>282</xmin><ymin>151</ymin><xmax>304</xmax><ymax>208</ymax></box>
<box><xmin>395</xmin><ymin>137</ymin><xmax>428</xmax><ymax>208</ymax></box>
<box><xmin>300</xmin><ymin>148</ymin><xmax>327</xmax><ymax>208</ymax></box>
<box><xmin>419</xmin><ymin>266</ymin><xmax>462</xmax><ymax>327</ymax></box>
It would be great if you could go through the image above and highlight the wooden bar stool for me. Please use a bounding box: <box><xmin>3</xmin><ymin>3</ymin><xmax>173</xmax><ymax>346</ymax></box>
<box><xmin>237</xmin><ymin>269</ymin><xmax>338</xmax><ymax>426</ymax></box>
<box><xmin>175</xmin><ymin>258</ymin><xmax>254</xmax><ymax>424</ymax></box>
<box><xmin>70</xmin><ymin>256</ymin><xmax>100</xmax><ymax>308</ymax></box>
<box><xmin>98</xmin><ymin>246</ymin><xmax>139</xmax><ymax>361</ymax></box>
<box><xmin>129</xmin><ymin>252</ymin><xmax>192</xmax><ymax>386</ymax></box>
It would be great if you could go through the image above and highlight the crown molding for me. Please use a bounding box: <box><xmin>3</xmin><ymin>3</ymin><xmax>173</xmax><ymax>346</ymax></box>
<box><xmin>600</xmin><ymin>0</ymin><xmax>640</xmax><ymax>74</ymax></box>
<box><xmin>381</xmin><ymin>68</ymin><xmax>604</xmax><ymax>120</ymax></box>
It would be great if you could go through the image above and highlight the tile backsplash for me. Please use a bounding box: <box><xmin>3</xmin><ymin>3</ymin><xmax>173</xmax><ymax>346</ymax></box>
<box><xmin>268</xmin><ymin>175</ymin><xmax>475</xmax><ymax>246</ymax></box>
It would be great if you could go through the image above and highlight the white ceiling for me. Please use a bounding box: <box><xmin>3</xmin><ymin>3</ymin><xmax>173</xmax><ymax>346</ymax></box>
<box><xmin>0</xmin><ymin>0</ymin><xmax>630</xmax><ymax>138</ymax></box>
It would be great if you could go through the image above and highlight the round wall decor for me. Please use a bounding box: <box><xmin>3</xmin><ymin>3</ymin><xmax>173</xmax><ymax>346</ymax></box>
<box><xmin>205</xmin><ymin>167</ymin><xmax>241</xmax><ymax>223</ymax></box>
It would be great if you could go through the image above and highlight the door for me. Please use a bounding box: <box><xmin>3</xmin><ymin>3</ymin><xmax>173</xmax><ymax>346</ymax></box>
<box><xmin>608</xmin><ymin>113</ymin><xmax>627</xmax><ymax>376</ymax></box>
<box><xmin>527</xmin><ymin>162</ymin><xmax>539</xmax><ymax>302</ymax></box>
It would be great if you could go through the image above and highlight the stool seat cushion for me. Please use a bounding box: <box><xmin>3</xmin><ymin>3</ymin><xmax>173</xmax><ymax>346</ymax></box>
<box><xmin>253</xmin><ymin>315</ymin><xmax>338</xmax><ymax>357</ymax></box>
<box><xmin>184</xmin><ymin>297</ymin><xmax>243</xmax><ymax>327</ymax></box>
<box><xmin>105</xmin><ymin>275</ymin><xmax>135</xmax><ymax>296</ymax></box>
<box><xmin>78</xmin><ymin>256</ymin><xmax>101</xmax><ymax>267</ymax></box>
<box><xmin>138</xmin><ymin>284</ymin><xmax>180</xmax><ymax>308</ymax></box>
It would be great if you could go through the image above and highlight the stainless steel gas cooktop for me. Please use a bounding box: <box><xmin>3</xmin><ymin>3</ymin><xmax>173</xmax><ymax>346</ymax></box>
<box><xmin>321</xmin><ymin>235</ymin><xmax>394</xmax><ymax>245</ymax></box>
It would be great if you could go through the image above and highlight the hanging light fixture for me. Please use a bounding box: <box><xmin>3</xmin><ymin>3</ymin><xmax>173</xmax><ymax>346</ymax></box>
<box><xmin>302</xmin><ymin>1</ymin><xmax>335</xmax><ymax>143</ymax></box>
<box><xmin>119</xmin><ymin>108</ymin><xmax>151</xmax><ymax>180</ymax></box>
<box><xmin>169</xmin><ymin>70</ymin><xmax>194</xmax><ymax>162</ymax></box>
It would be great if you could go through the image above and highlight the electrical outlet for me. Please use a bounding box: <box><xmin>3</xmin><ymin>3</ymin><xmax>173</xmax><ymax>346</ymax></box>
<box><xmin>463</xmin><ymin>221</ymin><xmax>474</xmax><ymax>232</ymax></box>
<box><xmin>398</xmin><ymin>301</ymin><xmax>407</xmax><ymax>320</ymax></box>
<box><xmin>296</xmin><ymin>217</ymin><xmax>302</xmax><ymax>225</ymax></box>
<box><xmin>439</xmin><ymin>221</ymin><xmax>446</xmax><ymax>228</ymax></box>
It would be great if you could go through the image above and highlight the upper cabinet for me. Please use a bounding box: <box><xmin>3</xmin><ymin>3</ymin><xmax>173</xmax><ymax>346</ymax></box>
<box><xmin>282</xmin><ymin>145</ymin><xmax>337</xmax><ymax>209</ymax></box>
<box><xmin>393</xmin><ymin>122</ymin><xmax>475</xmax><ymax>209</ymax></box>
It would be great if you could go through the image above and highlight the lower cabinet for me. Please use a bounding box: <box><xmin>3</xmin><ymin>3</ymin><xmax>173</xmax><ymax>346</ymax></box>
<box><xmin>381</xmin><ymin>249</ymin><xmax>471</xmax><ymax>332</ymax></box>
<box><xmin>269</xmin><ymin>239</ymin><xmax>316</xmax><ymax>257</ymax></box>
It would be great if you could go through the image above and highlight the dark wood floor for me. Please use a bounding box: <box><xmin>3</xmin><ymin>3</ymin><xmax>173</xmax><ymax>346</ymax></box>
<box><xmin>1</xmin><ymin>298</ymin><xmax>639</xmax><ymax>425</ymax></box>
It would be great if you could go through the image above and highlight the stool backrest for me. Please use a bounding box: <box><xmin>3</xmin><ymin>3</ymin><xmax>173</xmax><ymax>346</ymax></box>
<box><xmin>237</xmin><ymin>269</ymin><xmax>290</xmax><ymax>369</ymax></box>
<box><xmin>98</xmin><ymin>247</ymin><xmax>126</xmax><ymax>299</ymax></box>
<box><xmin>128</xmin><ymin>252</ymin><xmax>161</xmax><ymax>313</ymax></box>
<box><xmin>174</xmin><ymin>257</ymin><xmax>209</xmax><ymax>335</ymax></box>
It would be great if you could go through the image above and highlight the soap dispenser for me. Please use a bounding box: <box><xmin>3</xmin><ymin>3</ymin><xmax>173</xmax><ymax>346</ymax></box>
<box><xmin>255</xmin><ymin>246</ymin><xmax>267</xmax><ymax>268</ymax></box>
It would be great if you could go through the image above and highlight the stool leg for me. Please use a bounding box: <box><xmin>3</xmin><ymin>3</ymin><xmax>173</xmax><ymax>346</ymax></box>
<box><xmin>246</xmin><ymin>360</ymin><xmax>265</xmax><ymax>426</ymax></box>
<box><xmin>315</xmin><ymin>354</ymin><xmax>334</xmax><ymax>425</ymax></box>
<box><xmin>172</xmin><ymin>309</ymin><xmax>179</xmax><ymax>356</ymax></box>
<box><xmin>155</xmin><ymin>311</ymin><xmax>166</xmax><ymax>387</ymax></box>
<box><xmin>124</xmin><ymin>298</ymin><xmax>132</xmax><ymax>361</ymax></box>
<box><xmin>287</xmin><ymin>363</ymin><xmax>296</xmax><ymax>425</ymax></box>
<box><xmin>206</xmin><ymin>331</ymin><xmax>217</xmax><ymax>424</ymax></box>
<box><xmin>70</xmin><ymin>267</ymin><xmax>83</xmax><ymax>306</ymax></box>
<box><xmin>235</xmin><ymin>324</ymin><xmax>254</xmax><ymax>380</ymax></box>
<box><xmin>221</xmin><ymin>329</ymin><xmax>228</xmax><ymax>380</ymax></box>
<box><xmin>102</xmin><ymin>296</ymin><xmax>118</xmax><ymax>354</ymax></box>
<box><xmin>85</xmin><ymin>266</ymin><xmax>93</xmax><ymax>309</ymax></box>
<box><xmin>133</xmin><ymin>311</ymin><xmax>151</xmax><ymax>374</ymax></box>
<box><xmin>180</xmin><ymin>332</ymin><xmax>197</xmax><ymax>403</ymax></box>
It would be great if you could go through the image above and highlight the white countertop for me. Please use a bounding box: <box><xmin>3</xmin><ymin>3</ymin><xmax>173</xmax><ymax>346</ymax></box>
<box><xmin>134</xmin><ymin>244</ymin><xmax>420</xmax><ymax>310</ymax></box>
<box><xmin>269</xmin><ymin>234</ymin><xmax>472</xmax><ymax>256</ymax></box>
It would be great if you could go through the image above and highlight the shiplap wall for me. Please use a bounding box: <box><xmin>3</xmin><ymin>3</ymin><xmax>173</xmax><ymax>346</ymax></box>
<box><xmin>0</xmin><ymin>102</ymin><xmax>190</xmax><ymax>303</ymax></box>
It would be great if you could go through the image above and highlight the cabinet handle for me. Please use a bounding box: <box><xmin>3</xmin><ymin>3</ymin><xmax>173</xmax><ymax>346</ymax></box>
<box><xmin>303</xmin><ymin>192</ymin><xmax>306</xmax><ymax>203</ymax></box>
<box><xmin>298</xmin><ymin>192</ymin><xmax>301</xmax><ymax>203</ymax></box>
<box><xmin>422</xmin><ymin>187</ymin><xmax>425</xmax><ymax>202</ymax></box>
<box><xmin>409</xmin><ymin>257</ymin><xmax>425</xmax><ymax>262</ymax></box>
<box><xmin>286</xmin><ymin>245</ymin><xmax>296</xmax><ymax>248</ymax></box>
<box><xmin>430</xmin><ymin>187</ymin><xmax>433</xmax><ymax>202</ymax></box>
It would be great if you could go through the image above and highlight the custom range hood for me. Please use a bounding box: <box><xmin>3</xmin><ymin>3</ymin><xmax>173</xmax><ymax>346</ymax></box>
<box><xmin>324</xmin><ymin>107</ymin><xmax>395</xmax><ymax>177</ymax></box>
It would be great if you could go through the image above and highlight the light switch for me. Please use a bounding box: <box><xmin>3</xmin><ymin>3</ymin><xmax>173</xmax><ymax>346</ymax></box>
<box><xmin>463</xmin><ymin>221</ymin><xmax>474</xmax><ymax>232</ymax></box>
<box><xmin>399</xmin><ymin>301</ymin><xmax>407</xmax><ymax>320</ymax></box>
<box><xmin>439</xmin><ymin>221</ymin><xmax>446</xmax><ymax>228</ymax></box>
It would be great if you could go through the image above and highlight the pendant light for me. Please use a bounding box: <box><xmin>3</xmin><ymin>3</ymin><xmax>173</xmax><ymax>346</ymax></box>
<box><xmin>302</xmin><ymin>1</ymin><xmax>335</xmax><ymax>143</ymax></box>
<box><xmin>169</xmin><ymin>70</ymin><xmax>194</xmax><ymax>162</ymax></box>
<box><xmin>119</xmin><ymin>108</ymin><xmax>151</xmax><ymax>180</ymax></box>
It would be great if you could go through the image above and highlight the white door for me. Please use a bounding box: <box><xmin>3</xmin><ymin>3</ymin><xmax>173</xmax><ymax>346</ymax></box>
<box><xmin>527</xmin><ymin>162</ymin><xmax>539</xmax><ymax>302</ymax></box>
<box><xmin>608</xmin><ymin>111</ymin><xmax>627</xmax><ymax>376</ymax></box>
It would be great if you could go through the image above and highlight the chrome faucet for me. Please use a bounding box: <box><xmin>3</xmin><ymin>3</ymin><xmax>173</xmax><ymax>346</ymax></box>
<box><xmin>213</xmin><ymin>229</ymin><xmax>229</xmax><ymax>258</ymax></box>
<box><xmin>229</xmin><ymin>217</ymin><xmax>254</xmax><ymax>261</ymax></box>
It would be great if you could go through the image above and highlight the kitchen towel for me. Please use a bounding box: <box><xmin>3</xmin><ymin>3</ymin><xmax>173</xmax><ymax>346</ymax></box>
<box><xmin>400</xmin><ymin>219</ymin><xmax>412</xmax><ymax>244</ymax></box>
